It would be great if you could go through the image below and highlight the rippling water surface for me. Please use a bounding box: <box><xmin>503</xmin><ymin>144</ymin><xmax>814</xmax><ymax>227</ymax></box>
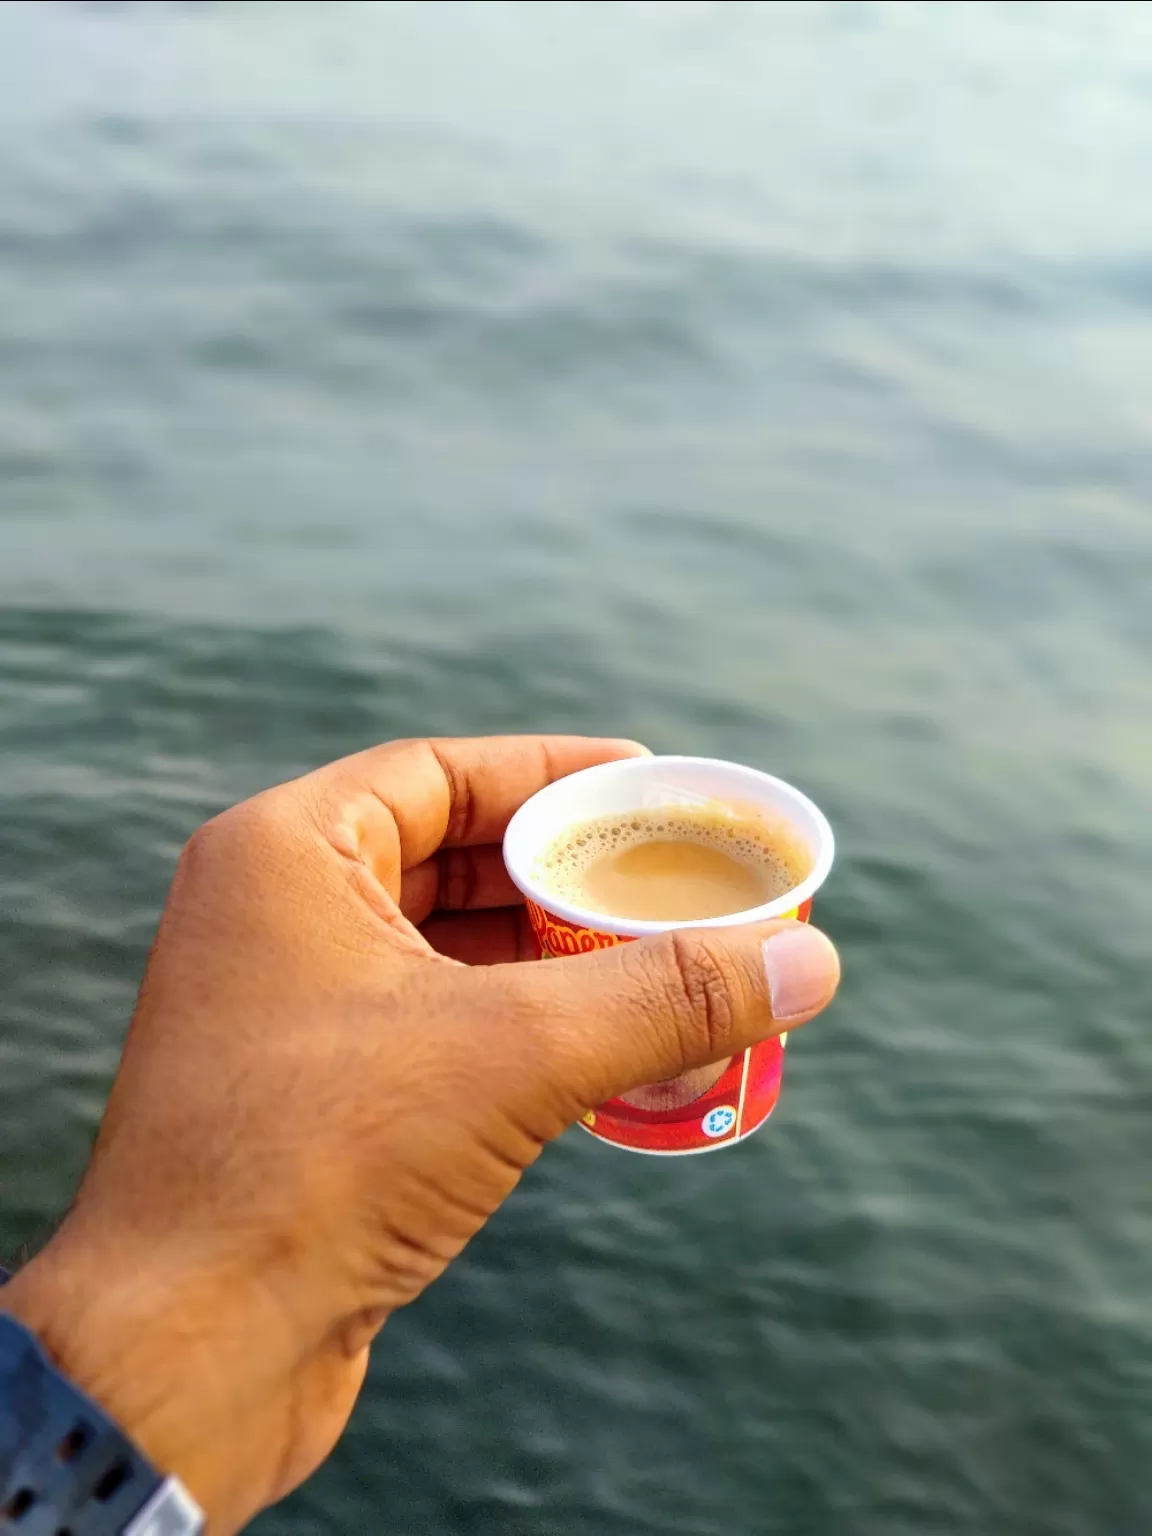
<box><xmin>2</xmin><ymin>4</ymin><xmax>1150</xmax><ymax>1532</ymax></box>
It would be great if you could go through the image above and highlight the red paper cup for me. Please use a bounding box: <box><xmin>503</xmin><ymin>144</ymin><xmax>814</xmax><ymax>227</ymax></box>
<box><xmin>503</xmin><ymin>756</ymin><xmax>834</xmax><ymax>1156</ymax></box>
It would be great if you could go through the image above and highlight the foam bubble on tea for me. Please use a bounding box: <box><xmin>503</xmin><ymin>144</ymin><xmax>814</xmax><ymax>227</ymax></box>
<box><xmin>537</xmin><ymin>805</ymin><xmax>809</xmax><ymax>923</ymax></box>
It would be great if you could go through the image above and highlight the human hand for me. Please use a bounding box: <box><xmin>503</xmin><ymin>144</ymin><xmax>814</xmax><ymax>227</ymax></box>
<box><xmin>2</xmin><ymin>736</ymin><xmax>840</xmax><ymax>1532</ymax></box>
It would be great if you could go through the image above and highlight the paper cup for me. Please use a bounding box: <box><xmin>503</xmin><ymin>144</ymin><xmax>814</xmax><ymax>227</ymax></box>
<box><xmin>503</xmin><ymin>756</ymin><xmax>834</xmax><ymax>1156</ymax></box>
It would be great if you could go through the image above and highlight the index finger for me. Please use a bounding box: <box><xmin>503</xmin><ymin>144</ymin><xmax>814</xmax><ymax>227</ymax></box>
<box><xmin>308</xmin><ymin>735</ymin><xmax>649</xmax><ymax>874</ymax></box>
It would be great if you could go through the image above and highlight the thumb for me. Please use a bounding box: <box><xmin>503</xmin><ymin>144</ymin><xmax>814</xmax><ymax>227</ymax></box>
<box><xmin>500</xmin><ymin>919</ymin><xmax>840</xmax><ymax>1112</ymax></box>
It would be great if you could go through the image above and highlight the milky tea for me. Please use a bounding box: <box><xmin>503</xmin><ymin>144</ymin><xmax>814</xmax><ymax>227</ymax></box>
<box><xmin>503</xmin><ymin>755</ymin><xmax>835</xmax><ymax>1155</ymax></box>
<box><xmin>537</xmin><ymin>805</ymin><xmax>810</xmax><ymax>924</ymax></box>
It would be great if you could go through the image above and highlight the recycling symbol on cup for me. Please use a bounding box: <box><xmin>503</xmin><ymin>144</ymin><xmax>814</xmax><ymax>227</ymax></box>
<box><xmin>701</xmin><ymin>1105</ymin><xmax>737</xmax><ymax>1139</ymax></box>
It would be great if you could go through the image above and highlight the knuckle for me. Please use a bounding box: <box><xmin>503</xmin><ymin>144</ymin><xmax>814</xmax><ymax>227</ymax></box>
<box><xmin>178</xmin><ymin>793</ymin><xmax>286</xmax><ymax>878</ymax></box>
<box><xmin>424</xmin><ymin>741</ymin><xmax>474</xmax><ymax>845</ymax></box>
<box><xmin>179</xmin><ymin>808</ymin><xmax>240</xmax><ymax>870</ymax></box>
<box><xmin>664</xmin><ymin>930</ymin><xmax>739</xmax><ymax>1063</ymax></box>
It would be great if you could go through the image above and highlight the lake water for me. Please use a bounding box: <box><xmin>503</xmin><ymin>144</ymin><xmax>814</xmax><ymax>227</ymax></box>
<box><xmin>1</xmin><ymin>3</ymin><xmax>1150</xmax><ymax>1532</ymax></box>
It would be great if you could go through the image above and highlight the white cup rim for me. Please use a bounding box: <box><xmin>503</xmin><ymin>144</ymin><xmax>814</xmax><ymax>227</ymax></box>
<box><xmin>503</xmin><ymin>754</ymin><xmax>834</xmax><ymax>938</ymax></box>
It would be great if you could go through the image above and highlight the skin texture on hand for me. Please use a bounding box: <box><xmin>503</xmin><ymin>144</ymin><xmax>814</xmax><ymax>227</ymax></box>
<box><xmin>0</xmin><ymin>736</ymin><xmax>840</xmax><ymax>1533</ymax></box>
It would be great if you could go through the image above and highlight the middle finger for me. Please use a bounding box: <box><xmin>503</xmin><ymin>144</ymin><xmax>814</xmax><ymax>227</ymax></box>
<box><xmin>400</xmin><ymin>844</ymin><xmax>521</xmax><ymax>925</ymax></box>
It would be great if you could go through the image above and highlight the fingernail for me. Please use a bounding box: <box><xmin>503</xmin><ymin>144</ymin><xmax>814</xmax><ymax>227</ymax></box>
<box><xmin>762</xmin><ymin>925</ymin><xmax>839</xmax><ymax>1019</ymax></box>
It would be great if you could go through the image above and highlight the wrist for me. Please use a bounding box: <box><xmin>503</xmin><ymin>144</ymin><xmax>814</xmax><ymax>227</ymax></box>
<box><xmin>0</xmin><ymin>1225</ymin><xmax>291</xmax><ymax>1533</ymax></box>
